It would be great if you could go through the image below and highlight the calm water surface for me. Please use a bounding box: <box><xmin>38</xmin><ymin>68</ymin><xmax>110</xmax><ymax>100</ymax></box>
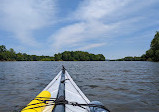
<box><xmin>0</xmin><ymin>61</ymin><xmax>159</xmax><ymax>112</ymax></box>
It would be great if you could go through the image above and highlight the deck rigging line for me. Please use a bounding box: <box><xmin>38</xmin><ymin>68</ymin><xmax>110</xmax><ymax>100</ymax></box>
<box><xmin>21</xmin><ymin>66</ymin><xmax>110</xmax><ymax>112</ymax></box>
<box><xmin>22</xmin><ymin>97</ymin><xmax>110</xmax><ymax>112</ymax></box>
<box><xmin>52</xmin><ymin>65</ymin><xmax>66</xmax><ymax>112</ymax></box>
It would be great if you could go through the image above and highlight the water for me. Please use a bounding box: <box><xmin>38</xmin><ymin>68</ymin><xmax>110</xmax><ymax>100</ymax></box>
<box><xmin>0</xmin><ymin>61</ymin><xmax>159</xmax><ymax>112</ymax></box>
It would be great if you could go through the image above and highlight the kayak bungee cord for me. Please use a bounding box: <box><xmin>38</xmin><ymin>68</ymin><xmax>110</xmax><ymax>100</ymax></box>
<box><xmin>21</xmin><ymin>97</ymin><xmax>110</xmax><ymax>112</ymax></box>
<box><xmin>21</xmin><ymin>66</ymin><xmax>111</xmax><ymax>112</ymax></box>
<box><xmin>53</xmin><ymin>66</ymin><xmax>66</xmax><ymax>112</ymax></box>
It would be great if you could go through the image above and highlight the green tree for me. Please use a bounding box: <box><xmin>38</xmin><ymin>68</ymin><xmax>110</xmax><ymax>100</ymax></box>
<box><xmin>54</xmin><ymin>51</ymin><xmax>105</xmax><ymax>61</ymax></box>
<box><xmin>9</xmin><ymin>48</ymin><xmax>16</xmax><ymax>60</ymax></box>
<box><xmin>145</xmin><ymin>31</ymin><xmax>159</xmax><ymax>61</ymax></box>
<box><xmin>0</xmin><ymin>45</ymin><xmax>7</xmax><ymax>53</ymax></box>
<box><xmin>0</xmin><ymin>45</ymin><xmax>106</xmax><ymax>61</ymax></box>
<box><xmin>16</xmin><ymin>53</ymin><xmax>24</xmax><ymax>61</ymax></box>
<box><xmin>98</xmin><ymin>54</ymin><xmax>105</xmax><ymax>61</ymax></box>
<box><xmin>54</xmin><ymin>53</ymin><xmax>62</xmax><ymax>61</ymax></box>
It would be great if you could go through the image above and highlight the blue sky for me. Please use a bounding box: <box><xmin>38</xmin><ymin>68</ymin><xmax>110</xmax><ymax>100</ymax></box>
<box><xmin>0</xmin><ymin>0</ymin><xmax>159</xmax><ymax>59</ymax></box>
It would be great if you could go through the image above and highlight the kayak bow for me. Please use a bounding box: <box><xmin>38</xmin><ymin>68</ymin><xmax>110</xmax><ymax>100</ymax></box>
<box><xmin>21</xmin><ymin>66</ymin><xmax>110</xmax><ymax>112</ymax></box>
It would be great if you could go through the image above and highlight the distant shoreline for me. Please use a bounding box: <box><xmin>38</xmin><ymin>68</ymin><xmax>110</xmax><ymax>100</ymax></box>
<box><xmin>0</xmin><ymin>45</ymin><xmax>105</xmax><ymax>61</ymax></box>
<box><xmin>1</xmin><ymin>31</ymin><xmax>159</xmax><ymax>62</ymax></box>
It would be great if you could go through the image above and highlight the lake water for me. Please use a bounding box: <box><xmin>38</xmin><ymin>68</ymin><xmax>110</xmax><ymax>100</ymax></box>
<box><xmin>0</xmin><ymin>61</ymin><xmax>159</xmax><ymax>112</ymax></box>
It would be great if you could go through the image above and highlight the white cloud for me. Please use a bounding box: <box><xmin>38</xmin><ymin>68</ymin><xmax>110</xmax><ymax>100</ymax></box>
<box><xmin>49</xmin><ymin>0</ymin><xmax>159</xmax><ymax>53</ymax></box>
<box><xmin>77</xmin><ymin>43</ymin><xmax>106</xmax><ymax>51</ymax></box>
<box><xmin>50</xmin><ymin>21</ymin><xmax>116</xmax><ymax>49</ymax></box>
<box><xmin>50</xmin><ymin>0</ymin><xmax>150</xmax><ymax>51</ymax></box>
<box><xmin>1</xmin><ymin>0</ymin><xmax>158</xmax><ymax>57</ymax></box>
<box><xmin>50</xmin><ymin>22</ymin><xmax>86</xmax><ymax>50</ymax></box>
<box><xmin>49</xmin><ymin>0</ymin><xmax>128</xmax><ymax>50</ymax></box>
<box><xmin>0</xmin><ymin>0</ymin><xmax>55</xmax><ymax>46</ymax></box>
<box><xmin>74</xmin><ymin>0</ymin><xmax>128</xmax><ymax>21</ymax></box>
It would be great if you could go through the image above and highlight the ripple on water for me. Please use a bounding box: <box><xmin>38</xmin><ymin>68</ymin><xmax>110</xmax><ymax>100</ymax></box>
<box><xmin>85</xmin><ymin>85</ymin><xmax>99</xmax><ymax>89</ymax></box>
<box><xmin>0</xmin><ymin>61</ymin><xmax>159</xmax><ymax>112</ymax></box>
<box><xmin>95</xmin><ymin>78</ymin><xmax>104</xmax><ymax>80</ymax></box>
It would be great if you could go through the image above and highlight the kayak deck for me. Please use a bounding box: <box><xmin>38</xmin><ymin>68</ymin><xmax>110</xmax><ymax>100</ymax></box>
<box><xmin>21</xmin><ymin>66</ymin><xmax>110</xmax><ymax>112</ymax></box>
<box><xmin>65</xmin><ymin>71</ymin><xmax>90</xmax><ymax>112</ymax></box>
<box><xmin>43</xmin><ymin>71</ymin><xmax>90</xmax><ymax>112</ymax></box>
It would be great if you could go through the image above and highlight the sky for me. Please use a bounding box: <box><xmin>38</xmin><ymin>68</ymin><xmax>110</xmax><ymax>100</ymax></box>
<box><xmin>0</xmin><ymin>0</ymin><xmax>159</xmax><ymax>59</ymax></box>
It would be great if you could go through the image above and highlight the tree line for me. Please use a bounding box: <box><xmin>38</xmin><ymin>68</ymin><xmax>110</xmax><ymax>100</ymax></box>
<box><xmin>0</xmin><ymin>45</ymin><xmax>54</xmax><ymax>61</ymax></box>
<box><xmin>112</xmin><ymin>31</ymin><xmax>159</xmax><ymax>62</ymax></box>
<box><xmin>111</xmin><ymin>56</ymin><xmax>145</xmax><ymax>61</ymax></box>
<box><xmin>1</xmin><ymin>31</ymin><xmax>158</xmax><ymax>62</ymax></box>
<box><xmin>0</xmin><ymin>46</ymin><xmax>105</xmax><ymax>61</ymax></box>
<box><xmin>141</xmin><ymin>32</ymin><xmax>159</xmax><ymax>62</ymax></box>
<box><xmin>54</xmin><ymin>51</ymin><xmax>105</xmax><ymax>61</ymax></box>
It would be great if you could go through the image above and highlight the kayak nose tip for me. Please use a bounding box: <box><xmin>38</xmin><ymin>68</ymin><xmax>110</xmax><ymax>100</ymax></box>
<box><xmin>62</xmin><ymin>65</ymin><xmax>66</xmax><ymax>74</ymax></box>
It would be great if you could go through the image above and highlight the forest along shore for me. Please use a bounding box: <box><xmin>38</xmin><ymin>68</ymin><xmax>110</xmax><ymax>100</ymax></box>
<box><xmin>0</xmin><ymin>47</ymin><xmax>105</xmax><ymax>61</ymax></box>
<box><xmin>1</xmin><ymin>31</ymin><xmax>159</xmax><ymax>62</ymax></box>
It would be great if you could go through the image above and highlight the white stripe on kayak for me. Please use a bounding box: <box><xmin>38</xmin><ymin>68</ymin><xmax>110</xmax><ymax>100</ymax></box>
<box><xmin>42</xmin><ymin>70</ymin><xmax>91</xmax><ymax>112</ymax></box>
<box><xmin>43</xmin><ymin>71</ymin><xmax>62</xmax><ymax>112</ymax></box>
<box><xmin>65</xmin><ymin>71</ymin><xmax>90</xmax><ymax>112</ymax></box>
